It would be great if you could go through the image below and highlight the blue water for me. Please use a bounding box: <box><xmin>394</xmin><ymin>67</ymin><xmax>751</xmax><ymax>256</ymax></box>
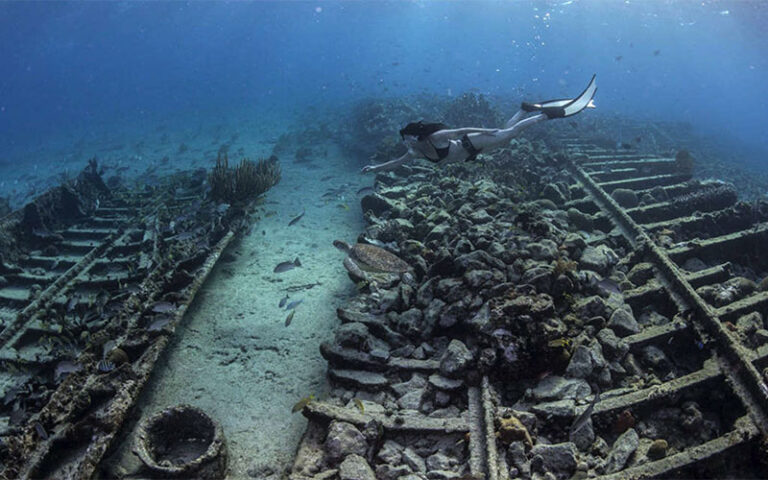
<box><xmin>1</xmin><ymin>1</ymin><xmax>766</xmax><ymax>168</ymax></box>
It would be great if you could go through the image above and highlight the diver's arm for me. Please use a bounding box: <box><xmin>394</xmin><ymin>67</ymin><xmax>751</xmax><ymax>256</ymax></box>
<box><xmin>432</xmin><ymin>128</ymin><xmax>500</xmax><ymax>142</ymax></box>
<box><xmin>361</xmin><ymin>151</ymin><xmax>414</xmax><ymax>174</ymax></box>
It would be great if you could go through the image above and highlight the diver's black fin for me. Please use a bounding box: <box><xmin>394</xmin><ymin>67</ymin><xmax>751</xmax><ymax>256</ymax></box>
<box><xmin>523</xmin><ymin>74</ymin><xmax>597</xmax><ymax>119</ymax></box>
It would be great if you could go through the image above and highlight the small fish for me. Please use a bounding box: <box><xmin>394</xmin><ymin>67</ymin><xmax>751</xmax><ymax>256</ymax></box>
<box><xmin>66</xmin><ymin>296</ymin><xmax>79</xmax><ymax>312</ymax></box>
<box><xmin>568</xmin><ymin>121</ymin><xmax>578</xmax><ymax>129</ymax></box>
<box><xmin>653</xmin><ymin>49</ymin><xmax>661</xmax><ymax>56</ymax></box>
<box><xmin>353</xmin><ymin>398</ymin><xmax>365</xmax><ymax>414</ymax></box>
<box><xmin>615</xmin><ymin>55</ymin><xmax>623</xmax><ymax>62</ymax></box>
<box><xmin>285</xmin><ymin>299</ymin><xmax>304</xmax><ymax>310</ymax></box>
<box><xmin>356</xmin><ymin>186</ymin><xmax>374</xmax><ymax>195</ymax></box>
<box><xmin>279</xmin><ymin>295</ymin><xmax>289</xmax><ymax>308</ymax></box>
<box><xmin>151</xmin><ymin>301</ymin><xmax>177</xmax><ymax>313</ymax></box>
<box><xmin>288</xmin><ymin>210</ymin><xmax>305</xmax><ymax>226</ymax></box>
<box><xmin>291</xmin><ymin>394</ymin><xmax>315</xmax><ymax>413</ymax></box>
<box><xmin>635</xmin><ymin>136</ymin><xmax>642</xmax><ymax>143</ymax></box>
<box><xmin>264</xmin><ymin>210</ymin><xmax>278</xmax><ymax>218</ymax></box>
<box><xmin>569</xmin><ymin>385</ymin><xmax>601</xmax><ymax>440</ymax></box>
<box><xmin>147</xmin><ymin>316</ymin><xmax>172</xmax><ymax>332</ymax></box>
<box><xmin>320</xmin><ymin>175</ymin><xmax>333</xmax><ymax>181</ymax></box>
<box><xmin>596</xmin><ymin>278</ymin><xmax>622</xmax><ymax>295</ymax></box>
<box><xmin>285</xmin><ymin>310</ymin><xmax>295</xmax><ymax>326</ymax></box>
<box><xmin>34</xmin><ymin>422</ymin><xmax>48</xmax><ymax>440</ymax></box>
<box><xmin>548</xmin><ymin>338</ymin><xmax>571</xmax><ymax>349</ymax></box>
<box><xmin>274</xmin><ymin>257</ymin><xmax>301</xmax><ymax>273</ymax></box>
<box><xmin>97</xmin><ymin>359</ymin><xmax>116</xmax><ymax>373</ymax></box>
<box><xmin>338</xmin><ymin>203</ymin><xmax>349</xmax><ymax>210</ymax></box>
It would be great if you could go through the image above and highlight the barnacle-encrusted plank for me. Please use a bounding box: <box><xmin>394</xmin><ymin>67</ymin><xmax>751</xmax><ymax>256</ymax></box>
<box><xmin>581</xmin><ymin>158</ymin><xmax>676</xmax><ymax>170</ymax></box>
<box><xmin>683</xmin><ymin>263</ymin><xmax>732</xmax><ymax>289</ymax></box>
<box><xmin>589</xmin><ymin>168</ymin><xmax>643</xmax><ymax>183</ymax></box>
<box><xmin>666</xmin><ymin>223</ymin><xmax>768</xmax><ymax>263</ymax></box>
<box><xmin>626</xmin><ymin>195</ymin><xmax>737</xmax><ymax>224</ymax></box>
<box><xmin>595</xmin><ymin>416</ymin><xmax>758</xmax><ymax>480</ymax></box>
<box><xmin>467</xmin><ymin>385</ymin><xmax>487</xmax><ymax>478</ymax></box>
<box><xmin>579</xmin><ymin>153</ymin><xmax>649</xmax><ymax>162</ymax></box>
<box><xmin>481</xmin><ymin>377</ymin><xmax>502</xmax><ymax>480</ymax></box>
<box><xmin>530</xmin><ymin>362</ymin><xmax>723</xmax><ymax>423</ymax></box>
<box><xmin>717</xmin><ymin>291</ymin><xmax>768</xmax><ymax>324</ymax></box>
<box><xmin>622</xmin><ymin>320</ymin><xmax>688</xmax><ymax>350</ymax></box>
<box><xmin>597</xmin><ymin>173</ymin><xmax>692</xmax><ymax>193</ymax></box>
<box><xmin>592</xmin><ymin>360</ymin><xmax>722</xmax><ymax>417</ymax></box>
<box><xmin>320</xmin><ymin>341</ymin><xmax>439</xmax><ymax>373</ymax></box>
<box><xmin>302</xmin><ymin>400</ymin><xmax>468</xmax><ymax>433</ymax></box>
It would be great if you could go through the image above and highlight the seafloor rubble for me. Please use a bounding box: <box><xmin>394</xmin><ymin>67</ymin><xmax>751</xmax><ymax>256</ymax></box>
<box><xmin>288</xmin><ymin>133</ymin><xmax>768</xmax><ymax>479</ymax></box>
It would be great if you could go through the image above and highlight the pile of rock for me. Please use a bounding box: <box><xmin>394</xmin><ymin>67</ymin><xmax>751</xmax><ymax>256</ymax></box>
<box><xmin>291</xmin><ymin>139</ymin><xmax>716</xmax><ymax>479</ymax></box>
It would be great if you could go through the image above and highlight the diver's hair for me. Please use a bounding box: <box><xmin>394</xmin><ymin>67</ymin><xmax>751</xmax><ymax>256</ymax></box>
<box><xmin>399</xmin><ymin>121</ymin><xmax>448</xmax><ymax>141</ymax></box>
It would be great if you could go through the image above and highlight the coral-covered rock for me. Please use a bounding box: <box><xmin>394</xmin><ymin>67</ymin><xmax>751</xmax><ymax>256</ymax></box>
<box><xmin>604</xmin><ymin>428</ymin><xmax>639</xmax><ymax>473</ymax></box>
<box><xmin>325</xmin><ymin>421</ymin><xmax>368</xmax><ymax>462</ymax></box>
<box><xmin>439</xmin><ymin>339</ymin><xmax>474</xmax><ymax>378</ymax></box>
<box><xmin>530</xmin><ymin>442</ymin><xmax>577</xmax><ymax>479</ymax></box>
<box><xmin>608</xmin><ymin>308</ymin><xmax>640</xmax><ymax>337</ymax></box>
<box><xmin>580</xmin><ymin>245</ymin><xmax>619</xmax><ymax>274</ymax></box>
<box><xmin>339</xmin><ymin>454</ymin><xmax>375</xmax><ymax>480</ymax></box>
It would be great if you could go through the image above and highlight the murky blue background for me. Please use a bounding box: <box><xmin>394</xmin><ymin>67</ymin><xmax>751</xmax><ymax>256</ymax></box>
<box><xmin>1</xmin><ymin>1</ymin><xmax>766</xmax><ymax>162</ymax></box>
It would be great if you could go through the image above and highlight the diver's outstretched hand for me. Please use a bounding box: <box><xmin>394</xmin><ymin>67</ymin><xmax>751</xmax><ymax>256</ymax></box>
<box><xmin>360</xmin><ymin>165</ymin><xmax>375</xmax><ymax>174</ymax></box>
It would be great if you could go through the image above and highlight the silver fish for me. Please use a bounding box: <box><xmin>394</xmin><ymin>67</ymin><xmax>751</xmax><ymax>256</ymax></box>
<box><xmin>285</xmin><ymin>299</ymin><xmax>304</xmax><ymax>310</ymax></box>
<box><xmin>147</xmin><ymin>316</ymin><xmax>172</xmax><ymax>332</ymax></box>
<box><xmin>279</xmin><ymin>295</ymin><xmax>289</xmax><ymax>308</ymax></box>
<box><xmin>569</xmin><ymin>385</ymin><xmax>601</xmax><ymax>441</ymax></box>
<box><xmin>151</xmin><ymin>301</ymin><xmax>177</xmax><ymax>313</ymax></box>
<box><xmin>274</xmin><ymin>257</ymin><xmax>301</xmax><ymax>273</ymax></box>
<box><xmin>288</xmin><ymin>210</ymin><xmax>305</xmax><ymax>226</ymax></box>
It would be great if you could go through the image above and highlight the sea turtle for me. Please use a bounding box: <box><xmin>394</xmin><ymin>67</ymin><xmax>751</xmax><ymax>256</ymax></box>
<box><xmin>333</xmin><ymin>240</ymin><xmax>410</xmax><ymax>274</ymax></box>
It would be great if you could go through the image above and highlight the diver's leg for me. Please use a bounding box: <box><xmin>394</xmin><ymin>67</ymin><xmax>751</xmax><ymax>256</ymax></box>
<box><xmin>504</xmin><ymin>109</ymin><xmax>527</xmax><ymax>128</ymax></box>
<box><xmin>469</xmin><ymin>113</ymin><xmax>548</xmax><ymax>151</ymax></box>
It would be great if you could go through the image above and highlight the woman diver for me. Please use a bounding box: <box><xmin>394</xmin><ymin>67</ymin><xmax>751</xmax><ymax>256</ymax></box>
<box><xmin>361</xmin><ymin>75</ymin><xmax>597</xmax><ymax>174</ymax></box>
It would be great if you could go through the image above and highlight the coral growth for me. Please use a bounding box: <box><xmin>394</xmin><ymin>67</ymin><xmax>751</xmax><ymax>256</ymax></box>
<box><xmin>208</xmin><ymin>153</ymin><xmax>281</xmax><ymax>204</ymax></box>
<box><xmin>613</xmin><ymin>409</ymin><xmax>635</xmax><ymax>434</ymax></box>
<box><xmin>496</xmin><ymin>414</ymin><xmax>533</xmax><ymax>449</ymax></box>
<box><xmin>553</xmin><ymin>256</ymin><xmax>578</xmax><ymax>277</ymax></box>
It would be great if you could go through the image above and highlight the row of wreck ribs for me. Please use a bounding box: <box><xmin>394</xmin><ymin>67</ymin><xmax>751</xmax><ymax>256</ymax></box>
<box><xmin>289</xmin><ymin>138</ymin><xmax>768</xmax><ymax>479</ymax></box>
<box><xmin>0</xmin><ymin>162</ymin><xmax>260</xmax><ymax>479</ymax></box>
